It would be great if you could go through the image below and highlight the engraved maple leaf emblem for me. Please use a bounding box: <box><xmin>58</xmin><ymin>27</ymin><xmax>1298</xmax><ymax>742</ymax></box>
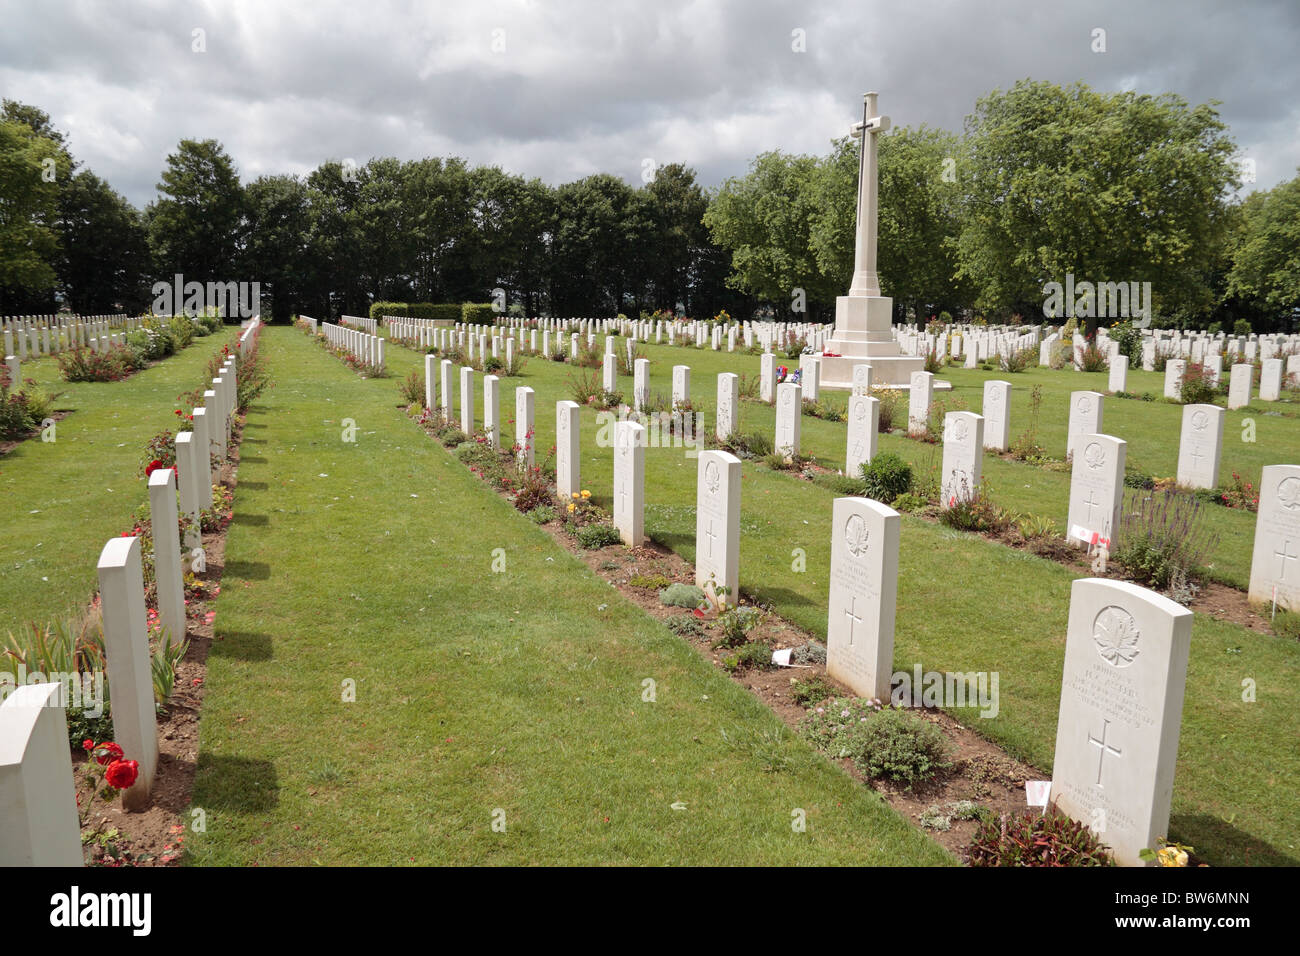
<box><xmin>1093</xmin><ymin>606</ymin><xmax>1140</xmax><ymax>667</ymax></box>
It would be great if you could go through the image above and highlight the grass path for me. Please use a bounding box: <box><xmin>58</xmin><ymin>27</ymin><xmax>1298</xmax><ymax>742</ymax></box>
<box><xmin>187</xmin><ymin>327</ymin><xmax>951</xmax><ymax>866</ymax></box>
<box><xmin>1</xmin><ymin>334</ymin><xmax>237</xmax><ymax>627</ymax></box>
<box><xmin>374</xmin><ymin>331</ymin><xmax>1299</xmax><ymax>866</ymax></box>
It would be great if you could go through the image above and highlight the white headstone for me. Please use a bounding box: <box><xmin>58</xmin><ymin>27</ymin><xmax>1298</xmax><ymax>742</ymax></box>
<box><xmin>1050</xmin><ymin>578</ymin><xmax>1193</xmax><ymax>867</ymax></box>
<box><xmin>672</xmin><ymin>365</ymin><xmax>690</xmax><ymax>407</ymax></box>
<box><xmin>941</xmin><ymin>412</ymin><xmax>984</xmax><ymax>507</ymax></box>
<box><xmin>826</xmin><ymin>497</ymin><xmax>900</xmax><ymax>701</ymax></box>
<box><xmin>907</xmin><ymin>371</ymin><xmax>933</xmax><ymax>437</ymax></box>
<box><xmin>1163</xmin><ymin>359</ymin><xmax>1186</xmax><ymax>400</ymax></box>
<box><xmin>0</xmin><ymin>683</ymin><xmax>83</xmax><ymax>866</ymax></box>
<box><xmin>515</xmin><ymin>386</ymin><xmax>535</xmax><ymax>466</ymax></box>
<box><xmin>556</xmin><ymin>401</ymin><xmax>581</xmax><ymax>501</ymax></box>
<box><xmin>982</xmin><ymin>380</ymin><xmax>1011</xmax><ymax>452</ymax></box>
<box><xmin>1248</xmin><ymin>464</ymin><xmax>1300</xmax><ymax>612</ymax></box>
<box><xmin>1259</xmin><ymin>358</ymin><xmax>1283</xmax><ymax>401</ymax></box>
<box><xmin>613</xmin><ymin>421</ymin><xmax>645</xmax><ymax>547</ymax></box>
<box><xmin>424</xmin><ymin>354</ymin><xmax>436</xmax><ymax>411</ymax></box>
<box><xmin>716</xmin><ymin>373</ymin><xmax>739</xmax><ymax>442</ymax></box>
<box><xmin>148</xmin><ymin>468</ymin><xmax>186</xmax><ymax>647</ymax></box>
<box><xmin>1067</xmin><ymin>434</ymin><xmax>1126</xmax><ymax>550</ymax></box>
<box><xmin>460</xmin><ymin>366</ymin><xmax>474</xmax><ymax>435</ymax></box>
<box><xmin>440</xmin><ymin>359</ymin><xmax>454</xmax><ymax>422</ymax></box>
<box><xmin>174</xmin><ymin>432</ymin><xmax>203</xmax><ymax>549</ymax></box>
<box><xmin>775</xmin><ymin>382</ymin><xmax>801</xmax><ymax>457</ymax></box>
<box><xmin>602</xmin><ymin>351</ymin><xmax>617</xmax><ymax>393</ymax></box>
<box><xmin>760</xmin><ymin>353</ymin><xmax>776</xmax><ymax>403</ymax></box>
<box><xmin>1108</xmin><ymin>354</ymin><xmax>1129</xmax><ymax>394</ymax></box>
<box><xmin>483</xmin><ymin>375</ymin><xmax>500</xmax><ymax>450</ymax></box>
<box><xmin>96</xmin><ymin>536</ymin><xmax>158</xmax><ymax>811</ymax></box>
<box><xmin>1067</xmin><ymin>391</ymin><xmax>1105</xmax><ymax>460</ymax></box>
<box><xmin>1175</xmin><ymin>404</ymin><xmax>1223</xmax><ymax>490</ymax></box>
<box><xmin>845</xmin><ymin>393</ymin><xmax>879</xmax><ymax>479</ymax></box>
<box><xmin>695</xmin><ymin>450</ymin><xmax>741</xmax><ymax>602</ymax></box>
<box><xmin>1227</xmin><ymin>363</ymin><xmax>1252</xmax><ymax>410</ymax></box>
<box><xmin>633</xmin><ymin>357</ymin><xmax>650</xmax><ymax>412</ymax></box>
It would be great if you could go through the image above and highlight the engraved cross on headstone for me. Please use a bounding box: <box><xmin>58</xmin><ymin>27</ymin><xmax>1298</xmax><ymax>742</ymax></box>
<box><xmin>1276</xmin><ymin>539</ymin><xmax>1298</xmax><ymax>578</ymax></box>
<box><xmin>844</xmin><ymin>595</ymin><xmax>863</xmax><ymax>646</ymax></box>
<box><xmin>848</xmin><ymin>91</ymin><xmax>891</xmax><ymax>298</ymax></box>
<box><xmin>1083</xmin><ymin>488</ymin><xmax>1103</xmax><ymax>523</ymax></box>
<box><xmin>1088</xmin><ymin>718</ymin><xmax>1122</xmax><ymax>788</ymax></box>
<box><xmin>704</xmin><ymin>519</ymin><xmax>718</xmax><ymax>558</ymax></box>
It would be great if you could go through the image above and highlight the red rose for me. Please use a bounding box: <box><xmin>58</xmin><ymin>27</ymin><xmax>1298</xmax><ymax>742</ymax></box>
<box><xmin>82</xmin><ymin>739</ymin><xmax>94</xmax><ymax>752</ymax></box>
<box><xmin>145</xmin><ymin>459</ymin><xmax>162</xmax><ymax>476</ymax></box>
<box><xmin>104</xmin><ymin>759</ymin><xmax>139</xmax><ymax>790</ymax></box>
<box><xmin>95</xmin><ymin>741</ymin><xmax>124</xmax><ymax>766</ymax></box>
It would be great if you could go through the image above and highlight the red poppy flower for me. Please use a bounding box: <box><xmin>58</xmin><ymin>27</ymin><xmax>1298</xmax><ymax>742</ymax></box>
<box><xmin>104</xmin><ymin>759</ymin><xmax>139</xmax><ymax>789</ymax></box>
<box><xmin>95</xmin><ymin>741</ymin><xmax>124</xmax><ymax>766</ymax></box>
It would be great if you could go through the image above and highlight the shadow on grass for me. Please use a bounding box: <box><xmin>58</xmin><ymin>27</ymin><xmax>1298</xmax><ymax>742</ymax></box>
<box><xmin>231</xmin><ymin>512</ymin><xmax>270</xmax><ymax>526</ymax></box>
<box><xmin>235</xmin><ymin>481</ymin><xmax>268</xmax><ymax>490</ymax></box>
<box><xmin>223</xmin><ymin>559</ymin><xmax>271</xmax><ymax>580</ymax></box>
<box><xmin>191</xmin><ymin>754</ymin><xmax>280</xmax><ymax>813</ymax></box>
<box><xmin>209</xmin><ymin>629</ymin><xmax>273</xmax><ymax>661</ymax></box>
<box><xmin>1172</xmin><ymin>813</ymin><xmax>1300</xmax><ymax>867</ymax></box>
<box><xmin>240</xmin><ymin>455</ymin><xmax>267</xmax><ymax>464</ymax></box>
<box><xmin>748</xmin><ymin>586</ymin><xmax>820</xmax><ymax>611</ymax></box>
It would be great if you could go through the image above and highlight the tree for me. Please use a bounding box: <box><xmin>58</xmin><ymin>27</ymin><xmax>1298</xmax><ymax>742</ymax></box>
<box><xmin>243</xmin><ymin>174</ymin><xmax>311</xmax><ymax>322</ymax></box>
<box><xmin>58</xmin><ymin>171</ymin><xmax>151</xmax><ymax>313</ymax></box>
<box><xmin>1227</xmin><ymin>171</ymin><xmax>1300</xmax><ymax>326</ymax></box>
<box><xmin>703</xmin><ymin>151</ymin><xmax>836</xmax><ymax>319</ymax></box>
<box><xmin>148</xmin><ymin>139</ymin><xmax>245</xmax><ymax>285</ymax></box>
<box><xmin>550</xmin><ymin>175</ymin><xmax>648</xmax><ymax>315</ymax></box>
<box><xmin>0</xmin><ymin>103</ymin><xmax>72</xmax><ymax>311</ymax></box>
<box><xmin>955</xmin><ymin>79</ymin><xmax>1238</xmax><ymax>325</ymax></box>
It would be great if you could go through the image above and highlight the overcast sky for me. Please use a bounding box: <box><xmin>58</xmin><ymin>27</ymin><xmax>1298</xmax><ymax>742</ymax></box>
<box><xmin>2</xmin><ymin>0</ymin><xmax>1296</xmax><ymax>207</ymax></box>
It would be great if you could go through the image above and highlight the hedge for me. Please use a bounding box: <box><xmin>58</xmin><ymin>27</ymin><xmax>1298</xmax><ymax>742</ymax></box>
<box><xmin>369</xmin><ymin>301</ymin><xmax>498</xmax><ymax>325</ymax></box>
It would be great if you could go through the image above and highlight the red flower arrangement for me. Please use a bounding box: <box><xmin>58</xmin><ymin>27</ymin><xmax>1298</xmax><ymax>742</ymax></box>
<box><xmin>78</xmin><ymin>740</ymin><xmax>141</xmax><ymax>823</ymax></box>
<box><xmin>144</xmin><ymin>459</ymin><xmax>163</xmax><ymax>476</ymax></box>
<box><xmin>104</xmin><ymin>760</ymin><xmax>140</xmax><ymax>790</ymax></box>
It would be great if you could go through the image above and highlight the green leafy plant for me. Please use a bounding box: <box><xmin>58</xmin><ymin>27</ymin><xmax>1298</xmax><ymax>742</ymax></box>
<box><xmin>526</xmin><ymin>505</ymin><xmax>556</xmax><ymax>525</ymax></box>
<box><xmin>967</xmin><ymin>808</ymin><xmax>1115</xmax><ymax>867</ymax></box>
<box><xmin>659</xmin><ymin>583</ymin><xmax>706</xmax><ymax>608</ymax></box>
<box><xmin>398</xmin><ymin>369</ymin><xmax>425</xmax><ymax>406</ymax></box>
<box><xmin>860</xmin><ymin>452</ymin><xmax>912</xmax><ymax>503</ymax></box>
<box><xmin>721</xmin><ymin>640</ymin><xmax>775</xmax><ymax>672</ymax></box>
<box><xmin>713</xmin><ymin>605</ymin><xmax>764</xmax><ymax>648</ymax></box>
<box><xmin>791</xmin><ymin>674</ymin><xmax>835</xmax><ymax>707</ymax></box>
<box><xmin>1112</xmin><ymin>488</ymin><xmax>1219</xmax><ymax>589</ymax></box>
<box><xmin>1179</xmin><ymin>362</ymin><xmax>1216</xmax><ymax>405</ymax></box>
<box><xmin>576</xmin><ymin>523</ymin><xmax>623</xmax><ymax>549</ymax></box>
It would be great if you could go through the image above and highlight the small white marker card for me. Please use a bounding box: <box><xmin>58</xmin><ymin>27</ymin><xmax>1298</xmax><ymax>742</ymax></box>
<box><xmin>1026</xmin><ymin>780</ymin><xmax>1051</xmax><ymax>809</ymax></box>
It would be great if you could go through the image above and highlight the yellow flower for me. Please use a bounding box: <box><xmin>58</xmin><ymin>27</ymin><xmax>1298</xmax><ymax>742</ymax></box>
<box><xmin>1156</xmin><ymin>847</ymin><xmax>1188</xmax><ymax>867</ymax></box>
<box><xmin>567</xmin><ymin>503</ymin><xmax>576</xmax><ymax>513</ymax></box>
<box><xmin>581</xmin><ymin>490</ymin><xmax>591</xmax><ymax>498</ymax></box>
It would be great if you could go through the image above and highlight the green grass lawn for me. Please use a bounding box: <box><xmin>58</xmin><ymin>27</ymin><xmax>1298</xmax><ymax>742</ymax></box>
<box><xmin>0</xmin><ymin>332</ymin><xmax>237</xmax><ymax>627</ymax></box>
<box><xmin>186</xmin><ymin>327</ymin><xmax>951</xmax><ymax>866</ymax></box>
<box><xmin>371</xmin><ymin>328</ymin><xmax>1300</xmax><ymax>865</ymax></box>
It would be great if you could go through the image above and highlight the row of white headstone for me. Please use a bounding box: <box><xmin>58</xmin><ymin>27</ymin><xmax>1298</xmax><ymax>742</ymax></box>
<box><xmin>0</xmin><ymin>324</ymin><xmax>257</xmax><ymax>865</ymax></box>
<box><xmin>321</xmin><ymin>321</ymin><xmax>384</xmax><ymax>371</ymax></box>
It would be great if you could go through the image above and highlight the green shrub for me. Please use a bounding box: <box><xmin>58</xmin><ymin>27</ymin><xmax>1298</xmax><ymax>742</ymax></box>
<box><xmin>860</xmin><ymin>452</ymin><xmax>912</xmax><ymax>503</ymax></box>
<box><xmin>628</xmin><ymin>573</ymin><xmax>673</xmax><ymax>590</ymax></box>
<box><xmin>722</xmin><ymin>641</ymin><xmax>775</xmax><ymax>672</ymax></box>
<box><xmin>791</xmin><ymin>675</ymin><xmax>835</xmax><ymax>707</ymax></box>
<box><xmin>851</xmin><ymin>707</ymin><xmax>953</xmax><ymax>788</ymax></box>
<box><xmin>576</xmin><ymin>523</ymin><xmax>623</xmax><ymax>549</ymax></box>
<box><xmin>369</xmin><ymin>302</ymin><xmax>462</xmax><ymax>323</ymax></box>
<box><xmin>665</xmin><ymin>616</ymin><xmax>703</xmax><ymax>637</ymax></box>
<box><xmin>1112</xmin><ymin>488</ymin><xmax>1219</xmax><ymax>589</ymax></box>
<box><xmin>660</xmin><ymin>583</ymin><xmax>706</xmax><ymax>608</ymax></box>
<box><xmin>1233</xmin><ymin>319</ymin><xmax>1252</xmax><ymax>337</ymax></box>
<box><xmin>57</xmin><ymin>345</ymin><xmax>136</xmax><ymax>382</ymax></box>
<box><xmin>920</xmin><ymin>800</ymin><xmax>990</xmax><ymax>831</ymax></box>
<box><xmin>1109</xmin><ymin>320</ymin><xmax>1143</xmax><ymax>364</ymax></box>
<box><xmin>998</xmin><ymin>347</ymin><xmax>1035</xmax><ymax>373</ymax></box>
<box><xmin>791</xmin><ymin>642</ymin><xmax>827</xmax><ymax>666</ymax></box>
<box><xmin>967</xmin><ymin>809</ymin><xmax>1114</xmax><ymax>867</ymax></box>
<box><xmin>1179</xmin><ymin>363</ymin><xmax>1216</xmax><ymax>405</ymax></box>
<box><xmin>723</xmin><ymin>431</ymin><xmax>772</xmax><ymax>459</ymax></box>
<box><xmin>713</xmin><ymin>606</ymin><xmax>763</xmax><ymax>648</ymax></box>
<box><xmin>398</xmin><ymin>369</ymin><xmax>425</xmax><ymax>406</ymax></box>
<box><xmin>462</xmin><ymin>302</ymin><xmax>497</xmax><ymax>325</ymax></box>
<box><xmin>526</xmin><ymin>505</ymin><xmax>555</xmax><ymax>525</ymax></box>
